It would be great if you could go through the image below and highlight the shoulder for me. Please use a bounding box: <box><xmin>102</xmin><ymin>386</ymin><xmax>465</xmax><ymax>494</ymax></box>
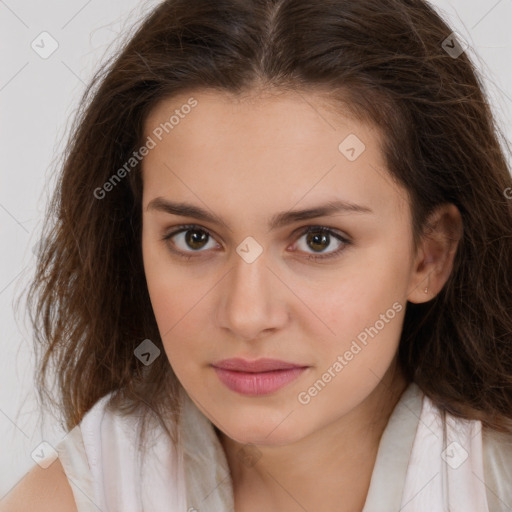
<box><xmin>0</xmin><ymin>457</ymin><xmax>77</xmax><ymax>512</ymax></box>
<box><xmin>0</xmin><ymin>393</ymin><xmax>124</xmax><ymax>512</ymax></box>
<box><xmin>482</xmin><ymin>427</ymin><xmax>512</xmax><ymax>510</ymax></box>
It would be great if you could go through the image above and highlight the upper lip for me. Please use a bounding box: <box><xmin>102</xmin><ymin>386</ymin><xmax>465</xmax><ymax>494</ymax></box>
<box><xmin>212</xmin><ymin>358</ymin><xmax>307</xmax><ymax>373</ymax></box>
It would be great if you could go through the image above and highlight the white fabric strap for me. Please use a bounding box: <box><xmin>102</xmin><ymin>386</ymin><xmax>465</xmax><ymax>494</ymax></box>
<box><xmin>400</xmin><ymin>393</ymin><xmax>489</xmax><ymax>512</ymax></box>
<box><xmin>81</xmin><ymin>395</ymin><xmax>187</xmax><ymax>512</ymax></box>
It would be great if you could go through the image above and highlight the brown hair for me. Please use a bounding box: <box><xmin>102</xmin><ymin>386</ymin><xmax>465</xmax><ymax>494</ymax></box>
<box><xmin>25</xmin><ymin>0</ymin><xmax>512</xmax><ymax>445</ymax></box>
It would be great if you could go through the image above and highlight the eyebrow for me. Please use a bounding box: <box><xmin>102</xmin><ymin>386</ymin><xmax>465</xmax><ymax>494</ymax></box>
<box><xmin>146</xmin><ymin>197</ymin><xmax>374</xmax><ymax>231</ymax></box>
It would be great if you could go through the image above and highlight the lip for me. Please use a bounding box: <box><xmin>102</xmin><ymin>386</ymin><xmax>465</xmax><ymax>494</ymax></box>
<box><xmin>211</xmin><ymin>358</ymin><xmax>309</xmax><ymax>396</ymax></box>
<box><xmin>212</xmin><ymin>357</ymin><xmax>306</xmax><ymax>372</ymax></box>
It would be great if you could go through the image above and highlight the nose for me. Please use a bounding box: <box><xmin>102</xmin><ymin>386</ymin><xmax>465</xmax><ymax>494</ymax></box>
<box><xmin>216</xmin><ymin>249</ymin><xmax>289</xmax><ymax>341</ymax></box>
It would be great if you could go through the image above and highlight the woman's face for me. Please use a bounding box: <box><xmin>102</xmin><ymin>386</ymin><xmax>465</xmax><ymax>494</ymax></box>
<box><xmin>141</xmin><ymin>89</ymin><xmax>418</xmax><ymax>445</ymax></box>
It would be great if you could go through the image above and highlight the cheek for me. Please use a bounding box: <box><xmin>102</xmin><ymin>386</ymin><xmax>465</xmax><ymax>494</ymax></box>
<box><xmin>144</xmin><ymin>269</ymin><xmax>199</xmax><ymax>345</ymax></box>
<box><xmin>142</xmin><ymin>233</ymin><xmax>190</xmax><ymax>349</ymax></box>
<box><xmin>291</xmin><ymin>245</ymin><xmax>410</xmax><ymax>398</ymax></box>
<box><xmin>293</xmin><ymin>270</ymin><xmax>407</xmax><ymax>418</ymax></box>
<box><xmin>146</xmin><ymin>278</ymin><xmax>207</xmax><ymax>384</ymax></box>
<box><xmin>142</xmin><ymin>229</ymin><xmax>192</xmax><ymax>317</ymax></box>
<box><xmin>300</xmin><ymin>252</ymin><xmax>409</xmax><ymax>341</ymax></box>
<box><xmin>142</xmin><ymin>240</ymin><xmax>219</xmax><ymax>383</ymax></box>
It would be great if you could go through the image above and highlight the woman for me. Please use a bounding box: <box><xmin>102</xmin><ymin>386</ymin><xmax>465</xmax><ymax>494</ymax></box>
<box><xmin>3</xmin><ymin>0</ymin><xmax>512</xmax><ymax>510</ymax></box>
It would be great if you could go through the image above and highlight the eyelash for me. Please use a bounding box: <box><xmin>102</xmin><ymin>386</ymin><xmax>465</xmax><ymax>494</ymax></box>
<box><xmin>161</xmin><ymin>224</ymin><xmax>351</xmax><ymax>262</ymax></box>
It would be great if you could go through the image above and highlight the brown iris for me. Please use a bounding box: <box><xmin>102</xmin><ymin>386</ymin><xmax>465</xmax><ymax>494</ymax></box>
<box><xmin>185</xmin><ymin>229</ymin><xmax>209</xmax><ymax>250</ymax></box>
<box><xmin>306</xmin><ymin>230</ymin><xmax>330</xmax><ymax>253</ymax></box>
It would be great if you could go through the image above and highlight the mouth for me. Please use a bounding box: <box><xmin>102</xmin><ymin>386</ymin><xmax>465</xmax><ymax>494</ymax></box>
<box><xmin>211</xmin><ymin>358</ymin><xmax>309</xmax><ymax>396</ymax></box>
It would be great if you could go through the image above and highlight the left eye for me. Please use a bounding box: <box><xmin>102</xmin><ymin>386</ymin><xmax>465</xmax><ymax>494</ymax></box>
<box><xmin>162</xmin><ymin>224</ymin><xmax>350</xmax><ymax>261</ymax></box>
<box><xmin>292</xmin><ymin>226</ymin><xmax>349</xmax><ymax>260</ymax></box>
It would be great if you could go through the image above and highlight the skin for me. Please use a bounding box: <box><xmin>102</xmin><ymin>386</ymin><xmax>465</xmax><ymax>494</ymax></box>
<box><xmin>0</xmin><ymin>459</ymin><xmax>77</xmax><ymax>512</ymax></box>
<box><xmin>140</xmin><ymin>88</ymin><xmax>462</xmax><ymax>512</ymax></box>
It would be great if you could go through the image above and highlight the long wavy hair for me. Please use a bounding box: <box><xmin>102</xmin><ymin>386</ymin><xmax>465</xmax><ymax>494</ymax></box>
<box><xmin>25</xmin><ymin>0</ymin><xmax>512</xmax><ymax>446</ymax></box>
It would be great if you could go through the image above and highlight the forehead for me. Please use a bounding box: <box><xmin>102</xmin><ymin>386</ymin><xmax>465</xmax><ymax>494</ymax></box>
<box><xmin>141</xmin><ymin>89</ymin><xmax>409</xmax><ymax>220</ymax></box>
<box><xmin>143</xmin><ymin>88</ymin><xmax>370</xmax><ymax>154</ymax></box>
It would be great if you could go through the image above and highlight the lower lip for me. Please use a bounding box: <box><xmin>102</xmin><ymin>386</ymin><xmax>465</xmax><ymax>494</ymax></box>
<box><xmin>212</xmin><ymin>366</ymin><xmax>307</xmax><ymax>396</ymax></box>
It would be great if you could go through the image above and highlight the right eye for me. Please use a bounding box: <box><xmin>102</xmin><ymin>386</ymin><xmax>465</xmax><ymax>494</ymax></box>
<box><xmin>162</xmin><ymin>224</ymin><xmax>221</xmax><ymax>258</ymax></box>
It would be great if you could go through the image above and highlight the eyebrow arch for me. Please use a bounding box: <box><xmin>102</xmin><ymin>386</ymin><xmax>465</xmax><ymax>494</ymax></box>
<box><xmin>146</xmin><ymin>197</ymin><xmax>374</xmax><ymax>231</ymax></box>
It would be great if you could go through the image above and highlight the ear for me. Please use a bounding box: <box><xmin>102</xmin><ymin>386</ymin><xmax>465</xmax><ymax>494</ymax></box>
<box><xmin>407</xmin><ymin>203</ymin><xmax>463</xmax><ymax>304</ymax></box>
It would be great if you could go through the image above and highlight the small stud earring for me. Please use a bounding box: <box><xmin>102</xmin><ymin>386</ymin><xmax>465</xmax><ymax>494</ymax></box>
<box><xmin>424</xmin><ymin>275</ymin><xmax>430</xmax><ymax>294</ymax></box>
<box><xmin>424</xmin><ymin>286</ymin><xmax>428</xmax><ymax>294</ymax></box>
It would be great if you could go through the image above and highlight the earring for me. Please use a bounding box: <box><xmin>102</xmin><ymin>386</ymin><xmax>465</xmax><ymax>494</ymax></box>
<box><xmin>424</xmin><ymin>275</ymin><xmax>430</xmax><ymax>294</ymax></box>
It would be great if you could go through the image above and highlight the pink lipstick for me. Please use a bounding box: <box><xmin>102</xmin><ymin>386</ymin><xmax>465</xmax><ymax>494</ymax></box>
<box><xmin>211</xmin><ymin>358</ymin><xmax>308</xmax><ymax>396</ymax></box>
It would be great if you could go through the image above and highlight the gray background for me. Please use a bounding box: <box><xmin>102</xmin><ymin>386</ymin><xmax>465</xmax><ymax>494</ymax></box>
<box><xmin>1</xmin><ymin>0</ymin><xmax>511</xmax><ymax>497</ymax></box>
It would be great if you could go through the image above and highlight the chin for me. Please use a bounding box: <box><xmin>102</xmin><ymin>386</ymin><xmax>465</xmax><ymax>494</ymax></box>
<box><xmin>218</xmin><ymin>413</ymin><xmax>310</xmax><ymax>447</ymax></box>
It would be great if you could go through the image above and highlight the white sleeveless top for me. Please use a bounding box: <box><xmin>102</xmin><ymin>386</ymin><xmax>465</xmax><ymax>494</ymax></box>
<box><xmin>53</xmin><ymin>382</ymin><xmax>512</xmax><ymax>511</ymax></box>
